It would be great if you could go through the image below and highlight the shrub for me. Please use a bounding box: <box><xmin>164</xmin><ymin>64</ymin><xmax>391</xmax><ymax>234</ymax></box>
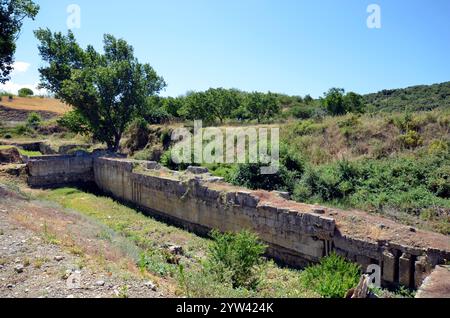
<box><xmin>291</xmin><ymin>105</ymin><xmax>314</xmax><ymax>119</ymax></box>
<box><xmin>300</xmin><ymin>253</ymin><xmax>361</xmax><ymax>298</ymax></box>
<box><xmin>57</xmin><ymin>110</ymin><xmax>89</xmax><ymax>135</ymax></box>
<box><xmin>428</xmin><ymin>165</ymin><xmax>450</xmax><ymax>198</ymax></box>
<box><xmin>26</xmin><ymin>112</ymin><xmax>42</xmax><ymax>129</ymax></box>
<box><xmin>399</xmin><ymin>130</ymin><xmax>423</xmax><ymax>149</ymax></box>
<box><xmin>228</xmin><ymin>144</ymin><xmax>304</xmax><ymax>193</ymax></box>
<box><xmin>205</xmin><ymin>230</ymin><xmax>267</xmax><ymax>289</ymax></box>
<box><xmin>14</xmin><ymin>124</ymin><xmax>32</xmax><ymax>135</ymax></box>
<box><xmin>18</xmin><ymin>88</ymin><xmax>34</xmax><ymax>97</ymax></box>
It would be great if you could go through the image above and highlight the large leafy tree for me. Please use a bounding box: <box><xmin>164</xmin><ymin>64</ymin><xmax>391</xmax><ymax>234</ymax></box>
<box><xmin>35</xmin><ymin>29</ymin><xmax>166</xmax><ymax>151</ymax></box>
<box><xmin>245</xmin><ymin>91</ymin><xmax>280</xmax><ymax>123</ymax></box>
<box><xmin>322</xmin><ymin>88</ymin><xmax>346</xmax><ymax>115</ymax></box>
<box><xmin>322</xmin><ymin>88</ymin><xmax>366</xmax><ymax>115</ymax></box>
<box><xmin>0</xmin><ymin>0</ymin><xmax>39</xmax><ymax>83</ymax></box>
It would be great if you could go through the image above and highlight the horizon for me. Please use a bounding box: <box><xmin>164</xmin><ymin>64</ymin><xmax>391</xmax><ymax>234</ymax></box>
<box><xmin>1</xmin><ymin>0</ymin><xmax>450</xmax><ymax>98</ymax></box>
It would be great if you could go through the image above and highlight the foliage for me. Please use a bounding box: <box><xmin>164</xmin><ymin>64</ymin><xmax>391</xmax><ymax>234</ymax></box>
<box><xmin>0</xmin><ymin>0</ymin><xmax>39</xmax><ymax>83</ymax></box>
<box><xmin>18</xmin><ymin>87</ymin><xmax>33</xmax><ymax>97</ymax></box>
<box><xmin>322</xmin><ymin>88</ymin><xmax>365</xmax><ymax>115</ymax></box>
<box><xmin>227</xmin><ymin>144</ymin><xmax>304</xmax><ymax>193</ymax></box>
<box><xmin>25</xmin><ymin>112</ymin><xmax>41</xmax><ymax>129</ymax></box>
<box><xmin>35</xmin><ymin>29</ymin><xmax>166</xmax><ymax>151</ymax></box>
<box><xmin>57</xmin><ymin>110</ymin><xmax>90</xmax><ymax>136</ymax></box>
<box><xmin>245</xmin><ymin>91</ymin><xmax>280</xmax><ymax>123</ymax></box>
<box><xmin>300</xmin><ymin>253</ymin><xmax>361</xmax><ymax>298</ymax></box>
<box><xmin>205</xmin><ymin>230</ymin><xmax>267</xmax><ymax>289</ymax></box>
<box><xmin>364</xmin><ymin>82</ymin><xmax>450</xmax><ymax>112</ymax></box>
<box><xmin>292</xmin><ymin>155</ymin><xmax>450</xmax><ymax>228</ymax></box>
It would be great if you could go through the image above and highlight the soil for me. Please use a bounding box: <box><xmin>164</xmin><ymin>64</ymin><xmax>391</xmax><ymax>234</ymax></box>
<box><xmin>0</xmin><ymin>186</ymin><xmax>172</xmax><ymax>298</ymax></box>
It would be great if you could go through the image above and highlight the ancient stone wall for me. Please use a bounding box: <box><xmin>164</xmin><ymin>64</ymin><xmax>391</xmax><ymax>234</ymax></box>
<box><xmin>27</xmin><ymin>153</ymin><xmax>94</xmax><ymax>187</ymax></box>
<box><xmin>27</xmin><ymin>154</ymin><xmax>450</xmax><ymax>289</ymax></box>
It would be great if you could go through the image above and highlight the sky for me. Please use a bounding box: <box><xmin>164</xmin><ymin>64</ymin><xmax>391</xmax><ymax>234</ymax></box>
<box><xmin>2</xmin><ymin>0</ymin><xmax>450</xmax><ymax>97</ymax></box>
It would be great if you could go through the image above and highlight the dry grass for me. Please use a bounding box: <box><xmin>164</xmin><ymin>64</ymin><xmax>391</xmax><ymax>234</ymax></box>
<box><xmin>1</xmin><ymin>96</ymin><xmax>71</xmax><ymax>114</ymax></box>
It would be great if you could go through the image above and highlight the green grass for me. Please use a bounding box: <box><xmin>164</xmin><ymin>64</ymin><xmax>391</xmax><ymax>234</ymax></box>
<box><xmin>0</xmin><ymin>145</ymin><xmax>42</xmax><ymax>157</ymax></box>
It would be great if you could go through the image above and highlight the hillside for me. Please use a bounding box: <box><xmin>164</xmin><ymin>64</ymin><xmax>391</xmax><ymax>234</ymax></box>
<box><xmin>364</xmin><ymin>81</ymin><xmax>450</xmax><ymax>113</ymax></box>
<box><xmin>0</xmin><ymin>96</ymin><xmax>70</xmax><ymax>115</ymax></box>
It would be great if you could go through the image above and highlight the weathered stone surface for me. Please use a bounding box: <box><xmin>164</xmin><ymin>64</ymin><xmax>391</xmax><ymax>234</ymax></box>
<box><xmin>187</xmin><ymin>166</ymin><xmax>209</xmax><ymax>174</ymax></box>
<box><xmin>0</xmin><ymin>147</ymin><xmax>22</xmax><ymax>164</ymax></box>
<box><xmin>416</xmin><ymin>265</ymin><xmax>450</xmax><ymax>298</ymax></box>
<box><xmin>399</xmin><ymin>253</ymin><xmax>414</xmax><ymax>288</ymax></box>
<box><xmin>382</xmin><ymin>250</ymin><xmax>397</xmax><ymax>285</ymax></box>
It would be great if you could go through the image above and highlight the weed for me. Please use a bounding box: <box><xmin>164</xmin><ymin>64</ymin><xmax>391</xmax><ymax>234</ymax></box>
<box><xmin>300</xmin><ymin>253</ymin><xmax>361</xmax><ymax>298</ymax></box>
<box><xmin>205</xmin><ymin>230</ymin><xmax>267</xmax><ymax>289</ymax></box>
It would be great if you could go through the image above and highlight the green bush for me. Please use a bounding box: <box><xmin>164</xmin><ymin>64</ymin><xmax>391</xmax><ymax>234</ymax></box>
<box><xmin>14</xmin><ymin>124</ymin><xmax>32</xmax><ymax>135</ymax></box>
<box><xmin>26</xmin><ymin>112</ymin><xmax>42</xmax><ymax>129</ymax></box>
<box><xmin>292</xmin><ymin>155</ymin><xmax>450</xmax><ymax>222</ymax></box>
<box><xmin>300</xmin><ymin>253</ymin><xmax>361</xmax><ymax>298</ymax></box>
<box><xmin>205</xmin><ymin>230</ymin><xmax>267</xmax><ymax>289</ymax></box>
<box><xmin>18</xmin><ymin>88</ymin><xmax>34</xmax><ymax>97</ymax></box>
<box><xmin>228</xmin><ymin>144</ymin><xmax>304</xmax><ymax>193</ymax></box>
<box><xmin>428</xmin><ymin>165</ymin><xmax>450</xmax><ymax>198</ymax></box>
<box><xmin>399</xmin><ymin>130</ymin><xmax>423</xmax><ymax>149</ymax></box>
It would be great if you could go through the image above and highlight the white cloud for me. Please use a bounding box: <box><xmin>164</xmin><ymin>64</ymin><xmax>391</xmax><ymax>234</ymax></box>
<box><xmin>12</xmin><ymin>61</ymin><xmax>31</xmax><ymax>74</ymax></box>
<box><xmin>0</xmin><ymin>81</ymin><xmax>48</xmax><ymax>96</ymax></box>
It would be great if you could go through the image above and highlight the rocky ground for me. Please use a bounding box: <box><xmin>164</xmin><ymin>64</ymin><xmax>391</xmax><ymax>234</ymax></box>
<box><xmin>0</xmin><ymin>185</ymin><xmax>170</xmax><ymax>298</ymax></box>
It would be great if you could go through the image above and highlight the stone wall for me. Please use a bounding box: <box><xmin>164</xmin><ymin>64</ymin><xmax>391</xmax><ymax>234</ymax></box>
<box><xmin>27</xmin><ymin>154</ymin><xmax>450</xmax><ymax>289</ymax></box>
<box><xmin>27</xmin><ymin>153</ymin><xmax>94</xmax><ymax>187</ymax></box>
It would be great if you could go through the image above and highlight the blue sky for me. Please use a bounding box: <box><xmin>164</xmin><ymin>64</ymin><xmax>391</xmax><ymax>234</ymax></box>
<box><xmin>2</xmin><ymin>0</ymin><xmax>450</xmax><ymax>97</ymax></box>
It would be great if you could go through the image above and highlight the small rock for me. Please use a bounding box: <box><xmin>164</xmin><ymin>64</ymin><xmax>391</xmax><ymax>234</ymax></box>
<box><xmin>24</xmin><ymin>289</ymin><xmax>29</xmax><ymax>293</ymax></box>
<box><xmin>63</xmin><ymin>270</ymin><xmax>73</xmax><ymax>280</ymax></box>
<box><xmin>95</xmin><ymin>280</ymin><xmax>105</xmax><ymax>287</ymax></box>
<box><xmin>167</xmin><ymin>245</ymin><xmax>184</xmax><ymax>256</ymax></box>
<box><xmin>66</xmin><ymin>271</ymin><xmax>82</xmax><ymax>289</ymax></box>
<box><xmin>377</xmin><ymin>223</ymin><xmax>387</xmax><ymax>230</ymax></box>
<box><xmin>54</xmin><ymin>256</ymin><xmax>64</xmax><ymax>262</ymax></box>
<box><xmin>187</xmin><ymin>166</ymin><xmax>209</xmax><ymax>175</ymax></box>
<box><xmin>14</xmin><ymin>264</ymin><xmax>24</xmax><ymax>273</ymax></box>
<box><xmin>312</xmin><ymin>208</ymin><xmax>326</xmax><ymax>215</ymax></box>
<box><xmin>144</xmin><ymin>281</ymin><xmax>157</xmax><ymax>291</ymax></box>
<box><xmin>409</xmin><ymin>227</ymin><xmax>417</xmax><ymax>232</ymax></box>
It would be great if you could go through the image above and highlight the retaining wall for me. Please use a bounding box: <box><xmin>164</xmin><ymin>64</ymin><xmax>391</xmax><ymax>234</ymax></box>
<box><xmin>27</xmin><ymin>154</ymin><xmax>450</xmax><ymax>289</ymax></box>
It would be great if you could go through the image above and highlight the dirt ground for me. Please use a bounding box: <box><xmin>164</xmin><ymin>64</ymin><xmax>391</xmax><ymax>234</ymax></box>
<box><xmin>0</xmin><ymin>185</ymin><xmax>172</xmax><ymax>298</ymax></box>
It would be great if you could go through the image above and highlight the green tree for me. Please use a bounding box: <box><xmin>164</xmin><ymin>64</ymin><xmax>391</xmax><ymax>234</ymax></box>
<box><xmin>245</xmin><ymin>91</ymin><xmax>280</xmax><ymax>123</ymax></box>
<box><xmin>18</xmin><ymin>87</ymin><xmax>33</xmax><ymax>97</ymax></box>
<box><xmin>344</xmin><ymin>92</ymin><xmax>365</xmax><ymax>113</ymax></box>
<box><xmin>0</xmin><ymin>0</ymin><xmax>39</xmax><ymax>83</ymax></box>
<box><xmin>322</xmin><ymin>88</ymin><xmax>346</xmax><ymax>115</ymax></box>
<box><xmin>35</xmin><ymin>29</ymin><xmax>166</xmax><ymax>151</ymax></box>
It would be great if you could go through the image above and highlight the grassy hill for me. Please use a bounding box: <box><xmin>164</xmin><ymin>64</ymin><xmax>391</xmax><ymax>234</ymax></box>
<box><xmin>364</xmin><ymin>81</ymin><xmax>450</xmax><ymax>113</ymax></box>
